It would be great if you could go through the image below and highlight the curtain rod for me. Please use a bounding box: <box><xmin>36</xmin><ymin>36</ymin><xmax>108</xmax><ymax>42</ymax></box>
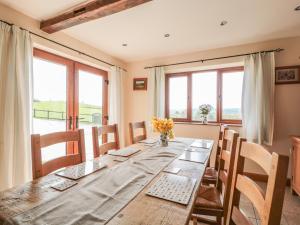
<box><xmin>0</xmin><ymin>19</ymin><xmax>127</xmax><ymax>72</ymax></box>
<box><xmin>144</xmin><ymin>48</ymin><xmax>284</xmax><ymax>69</ymax></box>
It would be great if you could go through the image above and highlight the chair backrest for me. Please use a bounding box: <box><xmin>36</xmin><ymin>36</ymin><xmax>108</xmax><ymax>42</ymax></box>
<box><xmin>31</xmin><ymin>129</ymin><xmax>86</xmax><ymax>179</ymax></box>
<box><xmin>129</xmin><ymin>121</ymin><xmax>147</xmax><ymax>144</ymax></box>
<box><xmin>92</xmin><ymin>124</ymin><xmax>120</xmax><ymax>157</ymax></box>
<box><xmin>214</xmin><ymin>124</ymin><xmax>229</xmax><ymax>169</ymax></box>
<box><xmin>216</xmin><ymin>129</ymin><xmax>239</xmax><ymax>222</ymax></box>
<box><xmin>227</xmin><ymin>138</ymin><xmax>289</xmax><ymax>225</ymax></box>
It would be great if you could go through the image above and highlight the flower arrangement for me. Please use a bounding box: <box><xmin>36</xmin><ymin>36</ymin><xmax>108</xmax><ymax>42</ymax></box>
<box><xmin>152</xmin><ymin>117</ymin><xmax>175</xmax><ymax>146</ymax></box>
<box><xmin>199</xmin><ymin>104</ymin><xmax>212</xmax><ymax>124</ymax></box>
<box><xmin>199</xmin><ymin>104</ymin><xmax>212</xmax><ymax>115</ymax></box>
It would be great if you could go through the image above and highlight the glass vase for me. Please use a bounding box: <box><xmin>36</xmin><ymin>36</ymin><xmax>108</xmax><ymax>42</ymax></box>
<box><xmin>160</xmin><ymin>133</ymin><xmax>168</xmax><ymax>147</ymax></box>
<box><xmin>202</xmin><ymin>115</ymin><xmax>208</xmax><ymax>124</ymax></box>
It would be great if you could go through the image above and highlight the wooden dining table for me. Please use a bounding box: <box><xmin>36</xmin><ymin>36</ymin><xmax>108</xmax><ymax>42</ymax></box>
<box><xmin>0</xmin><ymin>137</ymin><xmax>214</xmax><ymax>225</ymax></box>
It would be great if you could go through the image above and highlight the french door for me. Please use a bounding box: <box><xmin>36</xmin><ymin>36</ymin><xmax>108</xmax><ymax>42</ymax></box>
<box><xmin>33</xmin><ymin>49</ymin><xmax>108</xmax><ymax>161</ymax></box>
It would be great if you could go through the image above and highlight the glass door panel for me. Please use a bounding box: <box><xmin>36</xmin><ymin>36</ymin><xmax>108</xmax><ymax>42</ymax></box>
<box><xmin>32</xmin><ymin>54</ymin><xmax>72</xmax><ymax>162</ymax></box>
<box><xmin>76</xmin><ymin>64</ymin><xmax>107</xmax><ymax>160</ymax></box>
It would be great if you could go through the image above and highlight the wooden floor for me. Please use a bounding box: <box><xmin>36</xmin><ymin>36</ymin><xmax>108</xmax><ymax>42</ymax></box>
<box><xmin>192</xmin><ymin>182</ymin><xmax>300</xmax><ymax>225</ymax></box>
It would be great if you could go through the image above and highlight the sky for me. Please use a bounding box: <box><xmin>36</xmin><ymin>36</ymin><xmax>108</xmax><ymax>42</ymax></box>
<box><xmin>33</xmin><ymin>58</ymin><xmax>103</xmax><ymax>106</ymax></box>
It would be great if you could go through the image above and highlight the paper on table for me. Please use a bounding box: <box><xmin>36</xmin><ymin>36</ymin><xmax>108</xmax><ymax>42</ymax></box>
<box><xmin>56</xmin><ymin>160</ymin><xmax>107</xmax><ymax>180</ymax></box>
<box><xmin>185</xmin><ymin>147</ymin><xmax>208</xmax><ymax>153</ymax></box>
<box><xmin>178</xmin><ymin>151</ymin><xmax>209</xmax><ymax>164</ymax></box>
<box><xmin>139</xmin><ymin>138</ymin><xmax>158</xmax><ymax>145</ymax></box>
<box><xmin>190</xmin><ymin>140</ymin><xmax>212</xmax><ymax>149</ymax></box>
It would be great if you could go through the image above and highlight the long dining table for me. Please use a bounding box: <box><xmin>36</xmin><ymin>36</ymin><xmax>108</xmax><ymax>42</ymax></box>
<box><xmin>0</xmin><ymin>137</ymin><xmax>214</xmax><ymax>225</ymax></box>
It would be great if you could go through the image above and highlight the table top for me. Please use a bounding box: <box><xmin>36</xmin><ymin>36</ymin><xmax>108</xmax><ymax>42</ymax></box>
<box><xmin>0</xmin><ymin>138</ymin><xmax>214</xmax><ymax>225</ymax></box>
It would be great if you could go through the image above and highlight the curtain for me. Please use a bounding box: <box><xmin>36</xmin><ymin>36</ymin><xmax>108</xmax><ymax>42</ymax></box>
<box><xmin>109</xmin><ymin>66</ymin><xmax>125</xmax><ymax>147</ymax></box>
<box><xmin>147</xmin><ymin>67</ymin><xmax>165</xmax><ymax>120</ymax></box>
<box><xmin>242</xmin><ymin>52</ymin><xmax>275</xmax><ymax>145</ymax></box>
<box><xmin>0</xmin><ymin>23</ymin><xmax>33</xmax><ymax>191</ymax></box>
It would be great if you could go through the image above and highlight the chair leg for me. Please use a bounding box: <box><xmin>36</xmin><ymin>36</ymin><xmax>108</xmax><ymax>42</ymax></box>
<box><xmin>216</xmin><ymin>216</ymin><xmax>222</xmax><ymax>225</ymax></box>
<box><xmin>193</xmin><ymin>217</ymin><xmax>198</xmax><ymax>225</ymax></box>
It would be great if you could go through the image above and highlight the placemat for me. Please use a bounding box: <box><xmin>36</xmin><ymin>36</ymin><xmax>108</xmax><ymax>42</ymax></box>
<box><xmin>146</xmin><ymin>174</ymin><xmax>196</xmax><ymax>205</ymax></box>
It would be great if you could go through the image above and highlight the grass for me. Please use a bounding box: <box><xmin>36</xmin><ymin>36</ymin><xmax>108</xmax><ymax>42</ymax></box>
<box><xmin>33</xmin><ymin>100</ymin><xmax>102</xmax><ymax>123</ymax></box>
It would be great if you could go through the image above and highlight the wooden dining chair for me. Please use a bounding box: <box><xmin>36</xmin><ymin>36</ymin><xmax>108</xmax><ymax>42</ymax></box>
<box><xmin>226</xmin><ymin>138</ymin><xmax>289</xmax><ymax>225</ymax></box>
<box><xmin>31</xmin><ymin>129</ymin><xmax>86</xmax><ymax>179</ymax></box>
<box><xmin>92</xmin><ymin>124</ymin><xmax>120</xmax><ymax>157</ymax></box>
<box><xmin>202</xmin><ymin>125</ymin><xmax>228</xmax><ymax>185</ymax></box>
<box><xmin>192</xmin><ymin>129</ymin><xmax>239</xmax><ymax>225</ymax></box>
<box><xmin>129</xmin><ymin>121</ymin><xmax>147</xmax><ymax>144</ymax></box>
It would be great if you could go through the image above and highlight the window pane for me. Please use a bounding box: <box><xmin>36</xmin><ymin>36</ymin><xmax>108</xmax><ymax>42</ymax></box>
<box><xmin>169</xmin><ymin>76</ymin><xmax>187</xmax><ymax>119</ymax></box>
<box><xmin>192</xmin><ymin>72</ymin><xmax>217</xmax><ymax>121</ymax></box>
<box><xmin>33</xmin><ymin>58</ymin><xmax>67</xmax><ymax>162</ymax></box>
<box><xmin>78</xmin><ymin>70</ymin><xmax>103</xmax><ymax>160</ymax></box>
<box><xmin>222</xmin><ymin>71</ymin><xmax>243</xmax><ymax>120</ymax></box>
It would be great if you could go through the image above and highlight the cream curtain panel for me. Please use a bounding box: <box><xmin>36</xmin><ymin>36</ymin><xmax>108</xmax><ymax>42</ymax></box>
<box><xmin>109</xmin><ymin>66</ymin><xmax>125</xmax><ymax>147</ymax></box>
<box><xmin>147</xmin><ymin>67</ymin><xmax>165</xmax><ymax>119</ymax></box>
<box><xmin>0</xmin><ymin>23</ymin><xmax>33</xmax><ymax>191</ymax></box>
<box><xmin>242</xmin><ymin>52</ymin><xmax>275</xmax><ymax>145</ymax></box>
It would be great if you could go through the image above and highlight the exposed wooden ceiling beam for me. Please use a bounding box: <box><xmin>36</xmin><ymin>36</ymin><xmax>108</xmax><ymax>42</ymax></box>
<box><xmin>40</xmin><ymin>0</ymin><xmax>152</xmax><ymax>34</ymax></box>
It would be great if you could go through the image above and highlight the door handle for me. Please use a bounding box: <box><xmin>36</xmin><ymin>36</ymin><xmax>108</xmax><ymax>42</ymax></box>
<box><xmin>76</xmin><ymin>116</ymin><xmax>79</xmax><ymax>129</ymax></box>
<box><xmin>68</xmin><ymin>116</ymin><xmax>73</xmax><ymax>129</ymax></box>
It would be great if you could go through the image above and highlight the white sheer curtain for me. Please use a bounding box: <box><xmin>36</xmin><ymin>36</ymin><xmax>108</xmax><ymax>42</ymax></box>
<box><xmin>0</xmin><ymin>23</ymin><xmax>33</xmax><ymax>191</ymax></box>
<box><xmin>242</xmin><ymin>52</ymin><xmax>275</xmax><ymax>145</ymax></box>
<box><xmin>109</xmin><ymin>66</ymin><xmax>125</xmax><ymax>147</ymax></box>
<box><xmin>147</xmin><ymin>67</ymin><xmax>165</xmax><ymax>120</ymax></box>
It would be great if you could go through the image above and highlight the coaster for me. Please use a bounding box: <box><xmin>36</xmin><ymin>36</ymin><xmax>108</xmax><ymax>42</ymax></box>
<box><xmin>163</xmin><ymin>167</ymin><xmax>181</xmax><ymax>174</ymax></box>
<box><xmin>51</xmin><ymin>179</ymin><xmax>77</xmax><ymax>191</ymax></box>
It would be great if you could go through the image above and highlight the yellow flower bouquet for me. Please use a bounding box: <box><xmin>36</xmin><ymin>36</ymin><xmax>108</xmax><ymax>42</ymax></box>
<box><xmin>151</xmin><ymin>117</ymin><xmax>175</xmax><ymax>146</ymax></box>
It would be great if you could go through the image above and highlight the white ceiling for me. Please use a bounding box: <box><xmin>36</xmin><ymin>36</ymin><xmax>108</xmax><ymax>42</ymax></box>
<box><xmin>1</xmin><ymin>0</ymin><xmax>300</xmax><ymax>62</ymax></box>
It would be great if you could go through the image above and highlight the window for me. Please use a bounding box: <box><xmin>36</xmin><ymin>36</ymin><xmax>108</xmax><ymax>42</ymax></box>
<box><xmin>168</xmin><ymin>75</ymin><xmax>188</xmax><ymax>119</ymax></box>
<box><xmin>192</xmin><ymin>71</ymin><xmax>217</xmax><ymax>121</ymax></box>
<box><xmin>33</xmin><ymin>49</ymin><xmax>108</xmax><ymax>161</ymax></box>
<box><xmin>221</xmin><ymin>71</ymin><xmax>243</xmax><ymax>121</ymax></box>
<box><xmin>165</xmin><ymin>67</ymin><xmax>243</xmax><ymax>124</ymax></box>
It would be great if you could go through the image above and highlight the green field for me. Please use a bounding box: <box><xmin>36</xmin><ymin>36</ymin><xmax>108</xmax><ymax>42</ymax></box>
<box><xmin>33</xmin><ymin>100</ymin><xmax>102</xmax><ymax>124</ymax></box>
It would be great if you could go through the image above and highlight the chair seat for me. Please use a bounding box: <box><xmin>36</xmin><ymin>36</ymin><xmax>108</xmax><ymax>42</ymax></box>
<box><xmin>195</xmin><ymin>185</ymin><xmax>223</xmax><ymax>209</ymax></box>
<box><xmin>203</xmin><ymin>167</ymin><xmax>218</xmax><ymax>180</ymax></box>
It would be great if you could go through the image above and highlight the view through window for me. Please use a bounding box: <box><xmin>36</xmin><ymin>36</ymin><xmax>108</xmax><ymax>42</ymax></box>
<box><xmin>33</xmin><ymin>49</ymin><xmax>108</xmax><ymax>162</ymax></box>
<box><xmin>33</xmin><ymin>57</ymin><xmax>68</xmax><ymax>161</ymax></box>
<box><xmin>166</xmin><ymin>67</ymin><xmax>244</xmax><ymax>123</ymax></box>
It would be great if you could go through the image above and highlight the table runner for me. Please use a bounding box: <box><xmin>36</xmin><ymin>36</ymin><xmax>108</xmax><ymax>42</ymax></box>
<box><xmin>6</xmin><ymin>139</ymin><xmax>195</xmax><ymax>225</ymax></box>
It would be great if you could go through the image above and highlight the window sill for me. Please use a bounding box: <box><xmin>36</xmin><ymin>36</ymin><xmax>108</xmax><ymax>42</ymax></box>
<box><xmin>174</xmin><ymin>121</ymin><xmax>243</xmax><ymax>127</ymax></box>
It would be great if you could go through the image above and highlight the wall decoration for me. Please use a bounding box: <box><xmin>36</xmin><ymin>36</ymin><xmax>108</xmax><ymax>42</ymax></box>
<box><xmin>133</xmin><ymin>78</ymin><xmax>147</xmax><ymax>90</ymax></box>
<box><xmin>275</xmin><ymin>66</ymin><xmax>300</xmax><ymax>84</ymax></box>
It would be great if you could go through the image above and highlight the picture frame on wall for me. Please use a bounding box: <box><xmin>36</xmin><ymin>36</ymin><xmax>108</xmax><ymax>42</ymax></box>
<box><xmin>133</xmin><ymin>78</ymin><xmax>147</xmax><ymax>90</ymax></box>
<box><xmin>275</xmin><ymin>66</ymin><xmax>300</xmax><ymax>85</ymax></box>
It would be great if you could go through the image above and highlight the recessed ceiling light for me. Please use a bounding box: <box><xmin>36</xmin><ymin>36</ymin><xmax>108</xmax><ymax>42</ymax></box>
<box><xmin>220</xmin><ymin>20</ymin><xmax>228</xmax><ymax>26</ymax></box>
<box><xmin>295</xmin><ymin>5</ymin><xmax>300</xmax><ymax>11</ymax></box>
<box><xmin>164</xmin><ymin>34</ymin><xmax>170</xmax><ymax>38</ymax></box>
<box><xmin>122</xmin><ymin>43</ymin><xmax>127</xmax><ymax>47</ymax></box>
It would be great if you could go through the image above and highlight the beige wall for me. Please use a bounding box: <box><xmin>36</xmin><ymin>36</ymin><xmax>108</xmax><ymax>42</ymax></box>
<box><xmin>0</xmin><ymin>3</ymin><xmax>127</xmax><ymax>71</ymax></box>
<box><xmin>125</xmin><ymin>36</ymin><xmax>300</xmax><ymax>176</ymax></box>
